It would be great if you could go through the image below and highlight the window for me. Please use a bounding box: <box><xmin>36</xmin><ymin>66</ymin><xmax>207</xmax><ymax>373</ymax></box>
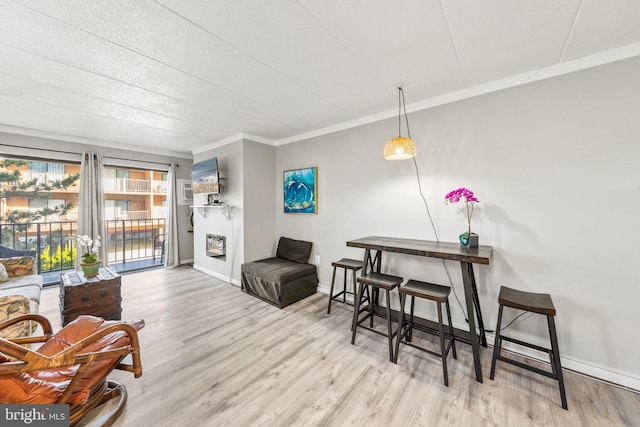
<box><xmin>29</xmin><ymin>198</ymin><xmax>65</xmax><ymax>210</ymax></box>
<box><xmin>116</xmin><ymin>169</ymin><xmax>130</xmax><ymax>179</ymax></box>
<box><xmin>0</xmin><ymin>155</ymin><xmax>168</xmax><ymax>278</ymax></box>
<box><xmin>29</xmin><ymin>198</ymin><xmax>66</xmax><ymax>221</ymax></box>
<box><xmin>28</xmin><ymin>162</ymin><xmax>47</xmax><ymax>173</ymax></box>
<box><xmin>27</xmin><ymin>162</ymin><xmax>66</xmax><ymax>184</ymax></box>
<box><xmin>105</xmin><ymin>199</ymin><xmax>130</xmax><ymax>220</ymax></box>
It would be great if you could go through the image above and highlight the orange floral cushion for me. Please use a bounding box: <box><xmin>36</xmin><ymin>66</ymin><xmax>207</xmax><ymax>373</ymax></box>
<box><xmin>0</xmin><ymin>295</ymin><xmax>32</xmax><ymax>338</ymax></box>
<box><xmin>0</xmin><ymin>257</ymin><xmax>36</xmax><ymax>277</ymax></box>
<box><xmin>0</xmin><ymin>263</ymin><xmax>8</xmax><ymax>283</ymax></box>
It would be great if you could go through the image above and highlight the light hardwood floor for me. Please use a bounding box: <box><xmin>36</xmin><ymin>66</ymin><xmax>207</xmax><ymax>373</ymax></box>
<box><xmin>39</xmin><ymin>266</ymin><xmax>640</xmax><ymax>427</ymax></box>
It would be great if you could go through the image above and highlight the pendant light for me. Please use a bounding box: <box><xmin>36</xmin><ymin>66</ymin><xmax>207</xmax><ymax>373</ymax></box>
<box><xmin>383</xmin><ymin>86</ymin><xmax>417</xmax><ymax>160</ymax></box>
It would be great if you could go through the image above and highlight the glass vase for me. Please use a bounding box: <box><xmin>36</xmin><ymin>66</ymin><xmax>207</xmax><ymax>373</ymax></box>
<box><xmin>459</xmin><ymin>232</ymin><xmax>479</xmax><ymax>248</ymax></box>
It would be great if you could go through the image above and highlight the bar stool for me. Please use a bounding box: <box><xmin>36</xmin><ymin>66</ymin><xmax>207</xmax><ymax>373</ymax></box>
<box><xmin>393</xmin><ymin>280</ymin><xmax>457</xmax><ymax>386</ymax></box>
<box><xmin>490</xmin><ymin>286</ymin><xmax>568</xmax><ymax>410</ymax></box>
<box><xmin>327</xmin><ymin>258</ymin><xmax>363</xmax><ymax>315</ymax></box>
<box><xmin>351</xmin><ymin>272</ymin><xmax>403</xmax><ymax>362</ymax></box>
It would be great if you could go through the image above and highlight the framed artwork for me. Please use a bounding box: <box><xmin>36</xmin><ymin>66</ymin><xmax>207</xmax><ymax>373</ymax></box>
<box><xmin>283</xmin><ymin>167</ymin><xmax>318</xmax><ymax>214</ymax></box>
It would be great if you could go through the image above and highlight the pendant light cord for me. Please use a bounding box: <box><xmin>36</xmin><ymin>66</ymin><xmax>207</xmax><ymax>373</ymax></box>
<box><xmin>401</xmin><ymin>87</ymin><xmax>470</xmax><ymax>321</ymax></box>
<box><xmin>400</xmin><ymin>86</ymin><xmax>411</xmax><ymax>138</ymax></box>
<box><xmin>411</xmin><ymin>156</ymin><xmax>469</xmax><ymax>321</ymax></box>
<box><xmin>398</xmin><ymin>87</ymin><xmax>402</xmax><ymax>137</ymax></box>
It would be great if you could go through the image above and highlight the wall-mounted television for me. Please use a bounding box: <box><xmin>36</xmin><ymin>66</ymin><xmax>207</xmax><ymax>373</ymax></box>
<box><xmin>192</xmin><ymin>157</ymin><xmax>220</xmax><ymax>194</ymax></box>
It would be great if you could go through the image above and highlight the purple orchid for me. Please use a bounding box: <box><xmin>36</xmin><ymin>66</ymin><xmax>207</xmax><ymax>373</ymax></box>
<box><xmin>444</xmin><ymin>188</ymin><xmax>479</xmax><ymax>236</ymax></box>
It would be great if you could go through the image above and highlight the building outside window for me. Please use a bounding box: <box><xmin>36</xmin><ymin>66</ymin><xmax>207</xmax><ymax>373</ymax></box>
<box><xmin>1</xmin><ymin>156</ymin><xmax>168</xmax><ymax>282</ymax></box>
<box><xmin>28</xmin><ymin>198</ymin><xmax>66</xmax><ymax>222</ymax></box>
<box><xmin>104</xmin><ymin>199</ymin><xmax>130</xmax><ymax>220</ymax></box>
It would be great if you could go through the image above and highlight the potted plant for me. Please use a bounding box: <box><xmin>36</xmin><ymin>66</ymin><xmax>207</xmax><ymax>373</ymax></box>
<box><xmin>70</xmin><ymin>234</ymin><xmax>102</xmax><ymax>277</ymax></box>
<box><xmin>444</xmin><ymin>187</ymin><xmax>480</xmax><ymax>248</ymax></box>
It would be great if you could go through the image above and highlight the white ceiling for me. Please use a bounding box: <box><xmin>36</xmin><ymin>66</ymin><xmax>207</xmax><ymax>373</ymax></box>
<box><xmin>1</xmin><ymin>0</ymin><xmax>640</xmax><ymax>157</ymax></box>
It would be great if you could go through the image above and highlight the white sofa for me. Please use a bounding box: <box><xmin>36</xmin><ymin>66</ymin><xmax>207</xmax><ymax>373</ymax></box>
<box><xmin>0</xmin><ymin>254</ymin><xmax>43</xmax><ymax>338</ymax></box>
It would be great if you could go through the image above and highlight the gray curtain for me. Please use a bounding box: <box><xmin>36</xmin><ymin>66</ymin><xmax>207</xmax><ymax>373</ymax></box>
<box><xmin>164</xmin><ymin>162</ymin><xmax>179</xmax><ymax>267</ymax></box>
<box><xmin>77</xmin><ymin>152</ymin><xmax>106</xmax><ymax>268</ymax></box>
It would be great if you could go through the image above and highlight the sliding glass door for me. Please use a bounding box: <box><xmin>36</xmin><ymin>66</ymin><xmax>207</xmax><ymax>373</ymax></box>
<box><xmin>0</xmin><ymin>155</ymin><xmax>168</xmax><ymax>284</ymax></box>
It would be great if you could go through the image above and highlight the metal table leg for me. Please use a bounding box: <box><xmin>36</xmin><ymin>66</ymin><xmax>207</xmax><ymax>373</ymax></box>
<box><xmin>461</xmin><ymin>261</ymin><xmax>483</xmax><ymax>383</ymax></box>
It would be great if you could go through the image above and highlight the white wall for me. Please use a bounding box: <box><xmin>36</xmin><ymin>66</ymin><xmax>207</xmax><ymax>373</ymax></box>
<box><xmin>242</xmin><ymin>140</ymin><xmax>276</xmax><ymax>263</ymax></box>
<box><xmin>192</xmin><ymin>141</ymin><xmax>244</xmax><ymax>284</ymax></box>
<box><xmin>193</xmin><ymin>139</ymin><xmax>277</xmax><ymax>285</ymax></box>
<box><xmin>274</xmin><ymin>56</ymin><xmax>640</xmax><ymax>389</ymax></box>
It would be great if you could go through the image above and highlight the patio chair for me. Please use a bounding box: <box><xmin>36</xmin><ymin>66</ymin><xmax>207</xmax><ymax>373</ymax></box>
<box><xmin>0</xmin><ymin>244</ymin><xmax>36</xmax><ymax>258</ymax></box>
<box><xmin>0</xmin><ymin>313</ymin><xmax>144</xmax><ymax>426</ymax></box>
<box><xmin>153</xmin><ymin>234</ymin><xmax>165</xmax><ymax>263</ymax></box>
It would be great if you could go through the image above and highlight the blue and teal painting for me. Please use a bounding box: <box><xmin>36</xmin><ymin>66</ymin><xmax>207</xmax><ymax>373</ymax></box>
<box><xmin>284</xmin><ymin>167</ymin><xmax>317</xmax><ymax>214</ymax></box>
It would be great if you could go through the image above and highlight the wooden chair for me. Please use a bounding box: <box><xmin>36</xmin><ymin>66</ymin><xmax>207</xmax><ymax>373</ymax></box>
<box><xmin>0</xmin><ymin>313</ymin><xmax>144</xmax><ymax>426</ymax></box>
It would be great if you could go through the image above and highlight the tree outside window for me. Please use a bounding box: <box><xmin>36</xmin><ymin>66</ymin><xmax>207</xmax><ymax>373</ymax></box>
<box><xmin>0</xmin><ymin>158</ymin><xmax>79</xmax><ymax>224</ymax></box>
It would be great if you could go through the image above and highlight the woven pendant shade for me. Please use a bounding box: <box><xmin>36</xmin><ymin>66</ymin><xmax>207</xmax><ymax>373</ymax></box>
<box><xmin>384</xmin><ymin>86</ymin><xmax>417</xmax><ymax>160</ymax></box>
<box><xmin>383</xmin><ymin>136</ymin><xmax>417</xmax><ymax>160</ymax></box>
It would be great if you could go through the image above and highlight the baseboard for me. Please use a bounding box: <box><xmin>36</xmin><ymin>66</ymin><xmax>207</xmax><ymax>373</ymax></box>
<box><xmin>193</xmin><ymin>264</ymin><xmax>240</xmax><ymax>287</ymax></box>
<box><xmin>562</xmin><ymin>355</ymin><xmax>640</xmax><ymax>392</ymax></box>
<box><xmin>484</xmin><ymin>331</ymin><xmax>640</xmax><ymax>392</ymax></box>
<box><xmin>180</xmin><ymin>258</ymin><xmax>194</xmax><ymax>265</ymax></box>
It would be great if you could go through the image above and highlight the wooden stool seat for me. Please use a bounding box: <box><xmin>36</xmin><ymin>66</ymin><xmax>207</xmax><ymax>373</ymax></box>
<box><xmin>399</xmin><ymin>279</ymin><xmax>451</xmax><ymax>303</ymax></box>
<box><xmin>490</xmin><ymin>286</ymin><xmax>568</xmax><ymax>410</ymax></box>
<box><xmin>351</xmin><ymin>272</ymin><xmax>403</xmax><ymax>362</ymax></box>
<box><xmin>357</xmin><ymin>272</ymin><xmax>402</xmax><ymax>290</ymax></box>
<box><xmin>394</xmin><ymin>280</ymin><xmax>457</xmax><ymax>386</ymax></box>
<box><xmin>327</xmin><ymin>258</ymin><xmax>363</xmax><ymax>315</ymax></box>
<box><xmin>332</xmin><ymin>258</ymin><xmax>363</xmax><ymax>270</ymax></box>
<box><xmin>498</xmin><ymin>286</ymin><xmax>556</xmax><ymax>316</ymax></box>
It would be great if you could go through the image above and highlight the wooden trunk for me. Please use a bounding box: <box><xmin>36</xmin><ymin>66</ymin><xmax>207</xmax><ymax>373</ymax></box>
<box><xmin>59</xmin><ymin>267</ymin><xmax>122</xmax><ymax>326</ymax></box>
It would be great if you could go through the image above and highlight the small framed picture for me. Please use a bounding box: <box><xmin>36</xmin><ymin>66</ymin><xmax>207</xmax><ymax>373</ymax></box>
<box><xmin>283</xmin><ymin>167</ymin><xmax>317</xmax><ymax>214</ymax></box>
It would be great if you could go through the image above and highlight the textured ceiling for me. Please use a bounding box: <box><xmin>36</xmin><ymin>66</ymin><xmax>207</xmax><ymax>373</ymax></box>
<box><xmin>1</xmin><ymin>0</ymin><xmax>640</xmax><ymax>156</ymax></box>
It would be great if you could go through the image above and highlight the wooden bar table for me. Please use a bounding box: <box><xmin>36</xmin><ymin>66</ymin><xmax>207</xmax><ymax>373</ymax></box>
<box><xmin>347</xmin><ymin>236</ymin><xmax>492</xmax><ymax>383</ymax></box>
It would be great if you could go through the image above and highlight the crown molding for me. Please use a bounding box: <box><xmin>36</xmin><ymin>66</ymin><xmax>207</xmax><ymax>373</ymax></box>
<box><xmin>6</xmin><ymin>41</ymin><xmax>639</xmax><ymax>156</ymax></box>
<box><xmin>191</xmin><ymin>133</ymin><xmax>244</xmax><ymax>155</ymax></box>
<box><xmin>242</xmin><ymin>133</ymin><xmax>276</xmax><ymax>146</ymax></box>
<box><xmin>0</xmin><ymin>123</ymin><xmax>193</xmax><ymax>159</ymax></box>
<box><xmin>192</xmin><ymin>132</ymin><xmax>276</xmax><ymax>155</ymax></box>
<box><xmin>272</xmin><ymin>41</ymin><xmax>640</xmax><ymax>146</ymax></box>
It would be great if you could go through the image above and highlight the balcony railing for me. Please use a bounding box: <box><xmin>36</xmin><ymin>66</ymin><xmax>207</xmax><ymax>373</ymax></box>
<box><xmin>104</xmin><ymin>178</ymin><xmax>150</xmax><ymax>193</ymax></box>
<box><xmin>0</xmin><ymin>217</ymin><xmax>165</xmax><ymax>283</ymax></box>
<box><xmin>104</xmin><ymin>209</ymin><xmax>154</xmax><ymax>221</ymax></box>
<box><xmin>105</xmin><ymin>219</ymin><xmax>165</xmax><ymax>264</ymax></box>
<box><xmin>0</xmin><ymin>221</ymin><xmax>77</xmax><ymax>275</ymax></box>
<box><xmin>19</xmin><ymin>173</ymin><xmax>160</xmax><ymax>194</ymax></box>
<box><xmin>20</xmin><ymin>171</ymin><xmax>79</xmax><ymax>188</ymax></box>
